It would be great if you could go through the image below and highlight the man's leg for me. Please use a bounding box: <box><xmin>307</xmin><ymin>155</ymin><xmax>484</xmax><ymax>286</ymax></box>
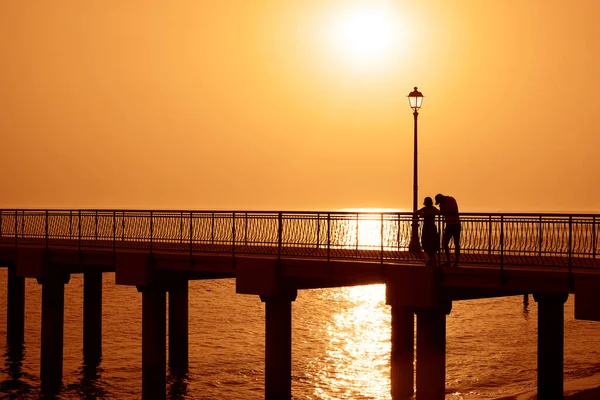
<box><xmin>453</xmin><ymin>226</ymin><xmax>461</xmax><ymax>265</ymax></box>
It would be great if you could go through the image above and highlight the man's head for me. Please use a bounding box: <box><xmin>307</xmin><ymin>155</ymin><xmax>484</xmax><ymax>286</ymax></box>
<box><xmin>434</xmin><ymin>194</ymin><xmax>445</xmax><ymax>205</ymax></box>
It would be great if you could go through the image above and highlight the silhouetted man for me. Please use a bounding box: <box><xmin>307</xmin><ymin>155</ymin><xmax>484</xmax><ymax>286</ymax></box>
<box><xmin>435</xmin><ymin>193</ymin><xmax>461</xmax><ymax>266</ymax></box>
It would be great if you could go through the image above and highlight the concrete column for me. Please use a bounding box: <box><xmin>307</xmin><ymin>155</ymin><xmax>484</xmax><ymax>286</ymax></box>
<box><xmin>534</xmin><ymin>293</ymin><xmax>568</xmax><ymax>400</ymax></box>
<box><xmin>141</xmin><ymin>284</ymin><xmax>167</xmax><ymax>400</ymax></box>
<box><xmin>390</xmin><ymin>306</ymin><xmax>414</xmax><ymax>399</ymax></box>
<box><xmin>260</xmin><ymin>290</ymin><xmax>297</xmax><ymax>400</ymax></box>
<box><xmin>39</xmin><ymin>273</ymin><xmax>70</xmax><ymax>395</ymax></box>
<box><xmin>83</xmin><ymin>271</ymin><xmax>103</xmax><ymax>365</ymax></box>
<box><xmin>168</xmin><ymin>279</ymin><xmax>188</xmax><ymax>375</ymax></box>
<box><xmin>7</xmin><ymin>264</ymin><xmax>25</xmax><ymax>347</ymax></box>
<box><xmin>416</xmin><ymin>303</ymin><xmax>450</xmax><ymax>400</ymax></box>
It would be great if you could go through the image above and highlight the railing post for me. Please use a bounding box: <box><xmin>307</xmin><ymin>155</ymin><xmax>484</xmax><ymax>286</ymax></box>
<box><xmin>500</xmin><ymin>215</ymin><xmax>505</xmax><ymax>272</ymax></box>
<box><xmin>0</xmin><ymin>210</ymin><xmax>2</xmax><ymax>237</ymax></box>
<box><xmin>568</xmin><ymin>216</ymin><xmax>573</xmax><ymax>272</ymax></box>
<box><xmin>95</xmin><ymin>210</ymin><xmax>98</xmax><ymax>240</ymax></box>
<box><xmin>211</xmin><ymin>212</ymin><xmax>215</xmax><ymax>245</ymax></box>
<box><xmin>355</xmin><ymin>213</ymin><xmax>359</xmax><ymax>250</ymax></box>
<box><xmin>69</xmin><ymin>211</ymin><xmax>73</xmax><ymax>240</ymax></box>
<box><xmin>316</xmin><ymin>213</ymin><xmax>320</xmax><ymax>249</ymax></box>
<box><xmin>45</xmin><ymin>210</ymin><xmax>49</xmax><ymax>249</ymax></box>
<box><xmin>278</xmin><ymin>213</ymin><xmax>283</xmax><ymax>261</ymax></box>
<box><xmin>397</xmin><ymin>214</ymin><xmax>401</xmax><ymax>251</ymax></box>
<box><xmin>189</xmin><ymin>212</ymin><xmax>193</xmax><ymax>260</ymax></box>
<box><xmin>122</xmin><ymin>212</ymin><xmax>125</xmax><ymax>241</ymax></box>
<box><xmin>539</xmin><ymin>215</ymin><xmax>543</xmax><ymax>257</ymax></box>
<box><xmin>231</xmin><ymin>213</ymin><xmax>235</xmax><ymax>262</ymax></box>
<box><xmin>245</xmin><ymin>212</ymin><xmax>249</xmax><ymax>246</ymax></box>
<box><xmin>380</xmin><ymin>214</ymin><xmax>384</xmax><ymax>264</ymax></box>
<box><xmin>486</xmin><ymin>215</ymin><xmax>492</xmax><ymax>255</ymax></box>
<box><xmin>150</xmin><ymin>211</ymin><xmax>154</xmax><ymax>254</ymax></box>
<box><xmin>179</xmin><ymin>212</ymin><xmax>183</xmax><ymax>244</ymax></box>
<box><xmin>14</xmin><ymin>210</ymin><xmax>18</xmax><ymax>247</ymax></box>
<box><xmin>327</xmin><ymin>213</ymin><xmax>331</xmax><ymax>262</ymax></box>
<box><xmin>78</xmin><ymin>210</ymin><xmax>82</xmax><ymax>252</ymax></box>
<box><xmin>593</xmin><ymin>216</ymin><xmax>597</xmax><ymax>259</ymax></box>
<box><xmin>113</xmin><ymin>212</ymin><xmax>116</xmax><ymax>256</ymax></box>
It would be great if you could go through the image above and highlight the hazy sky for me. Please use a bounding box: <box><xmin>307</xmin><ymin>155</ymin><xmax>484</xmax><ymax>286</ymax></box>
<box><xmin>1</xmin><ymin>1</ymin><xmax>598</xmax><ymax>212</ymax></box>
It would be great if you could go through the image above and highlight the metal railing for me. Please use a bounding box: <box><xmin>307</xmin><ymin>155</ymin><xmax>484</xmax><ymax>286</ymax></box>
<box><xmin>0</xmin><ymin>209</ymin><xmax>598</xmax><ymax>269</ymax></box>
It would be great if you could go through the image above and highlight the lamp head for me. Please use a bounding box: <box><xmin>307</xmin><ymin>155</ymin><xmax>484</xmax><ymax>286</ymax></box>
<box><xmin>408</xmin><ymin>86</ymin><xmax>423</xmax><ymax>111</ymax></box>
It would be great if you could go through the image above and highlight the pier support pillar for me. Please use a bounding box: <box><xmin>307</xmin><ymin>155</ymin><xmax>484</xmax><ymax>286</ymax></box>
<box><xmin>168</xmin><ymin>279</ymin><xmax>188</xmax><ymax>375</ymax></box>
<box><xmin>390</xmin><ymin>306</ymin><xmax>414</xmax><ymax>399</ymax></box>
<box><xmin>261</xmin><ymin>290</ymin><xmax>298</xmax><ymax>400</ymax></box>
<box><xmin>83</xmin><ymin>271</ymin><xmax>103</xmax><ymax>365</ymax></box>
<box><xmin>39</xmin><ymin>273</ymin><xmax>70</xmax><ymax>396</ymax></box>
<box><xmin>534</xmin><ymin>293</ymin><xmax>568</xmax><ymax>400</ymax></box>
<box><xmin>141</xmin><ymin>284</ymin><xmax>167</xmax><ymax>400</ymax></box>
<box><xmin>415</xmin><ymin>301</ymin><xmax>451</xmax><ymax>400</ymax></box>
<box><xmin>7</xmin><ymin>264</ymin><xmax>25</xmax><ymax>347</ymax></box>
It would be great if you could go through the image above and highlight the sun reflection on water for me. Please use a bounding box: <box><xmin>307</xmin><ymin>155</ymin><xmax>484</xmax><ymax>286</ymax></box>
<box><xmin>307</xmin><ymin>210</ymin><xmax>398</xmax><ymax>398</ymax></box>
<box><xmin>311</xmin><ymin>284</ymin><xmax>391</xmax><ymax>399</ymax></box>
<box><xmin>332</xmin><ymin>208</ymin><xmax>412</xmax><ymax>251</ymax></box>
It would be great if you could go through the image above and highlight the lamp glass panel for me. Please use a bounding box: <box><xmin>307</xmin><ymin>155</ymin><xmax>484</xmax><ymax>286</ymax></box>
<box><xmin>409</xmin><ymin>96</ymin><xmax>422</xmax><ymax>110</ymax></box>
<box><xmin>416</xmin><ymin>96</ymin><xmax>423</xmax><ymax>109</ymax></box>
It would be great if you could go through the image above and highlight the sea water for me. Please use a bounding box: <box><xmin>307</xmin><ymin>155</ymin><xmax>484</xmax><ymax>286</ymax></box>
<box><xmin>1</xmin><ymin>271</ymin><xmax>600</xmax><ymax>399</ymax></box>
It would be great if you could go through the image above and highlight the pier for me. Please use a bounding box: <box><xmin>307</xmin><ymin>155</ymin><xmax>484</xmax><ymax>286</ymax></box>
<box><xmin>0</xmin><ymin>209</ymin><xmax>599</xmax><ymax>399</ymax></box>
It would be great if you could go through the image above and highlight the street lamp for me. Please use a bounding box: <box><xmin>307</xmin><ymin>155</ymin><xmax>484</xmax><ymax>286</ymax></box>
<box><xmin>407</xmin><ymin>87</ymin><xmax>423</xmax><ymax>252</ymax></box>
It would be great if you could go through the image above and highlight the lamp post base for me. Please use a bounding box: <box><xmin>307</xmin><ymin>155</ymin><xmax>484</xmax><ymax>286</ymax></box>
<box><xmin>408</xmin><ymin>217</ymin><xmax>421</xmax><ymax>253</ymax></box>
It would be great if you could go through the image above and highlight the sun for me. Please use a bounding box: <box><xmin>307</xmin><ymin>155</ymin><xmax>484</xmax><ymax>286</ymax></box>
<box><xmin>326</xmin><ymin>5</ymin><xmax>405</xmax><ymax>68</ymax></box>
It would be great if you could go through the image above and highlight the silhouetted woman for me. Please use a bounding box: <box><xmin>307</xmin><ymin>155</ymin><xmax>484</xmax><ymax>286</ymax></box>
<box><xmin>418</xmin><ymin>197</ymin><xmax>440</xmax><ymax>265</ymax></box>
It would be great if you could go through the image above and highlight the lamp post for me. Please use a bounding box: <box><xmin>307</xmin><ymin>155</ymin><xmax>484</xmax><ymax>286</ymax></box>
<box><xmin>407</xmin><ymin>87</ymin><xmax>423</xmax><ymax>252</ymax></box>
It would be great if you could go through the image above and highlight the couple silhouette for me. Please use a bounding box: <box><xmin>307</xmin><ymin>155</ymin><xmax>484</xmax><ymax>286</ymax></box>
<box><xmin>417</xmin><ymin>193</ymin><xmax>461</xmax><ymax>267</ymax></box>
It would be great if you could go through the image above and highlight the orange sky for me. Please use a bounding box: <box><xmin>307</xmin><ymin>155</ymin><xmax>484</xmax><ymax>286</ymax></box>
<box><xmin>0</xmin><ymin>1</ymin><xmax>598</xmax><ymax>212</ymax></box>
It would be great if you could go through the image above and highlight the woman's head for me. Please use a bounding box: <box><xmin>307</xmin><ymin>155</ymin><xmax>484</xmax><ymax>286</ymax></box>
<box><xmin>423</xmin><ymin>197</ymin><xmax>433</xmax><ymax>207</ymax></box>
